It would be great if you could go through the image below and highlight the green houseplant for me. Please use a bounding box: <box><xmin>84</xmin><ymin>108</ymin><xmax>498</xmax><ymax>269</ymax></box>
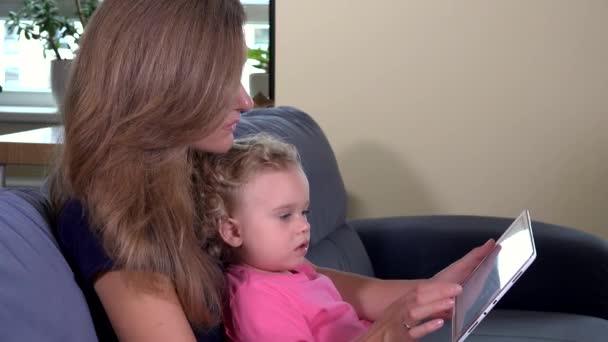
<box><xmin>247</xmin><ymin>47</ymin><xmax>270</xmax><ymax>73</ymax></box>
<box><xmin>7</xmin><ymin>0</ymin><xmax>98</xmax><ymax>60</ymax></box>
<box><xmin>247</xmin><ymin>46</ymin><xmax>271</xmax><ymax>106</ymax></box>
<box><xmin>6</xmin><ymin>0</ymin><xmax>99</xmax><ymax>105</ymax></box>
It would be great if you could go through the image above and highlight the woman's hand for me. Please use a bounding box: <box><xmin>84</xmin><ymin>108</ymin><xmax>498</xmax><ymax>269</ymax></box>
<box><xmin>433</xmin><ymin>239</ymin><xmax>495</xmax><ymax>284</ymax></box>
<box><xmin>358</xmin><ymin>280</ymin><xmax>462</xmax><ymax>341</ymax></box>
<box><xmin>430</xmin><ymin>239</ymin><xmax>496</xmax><ymax>319</ymax></box>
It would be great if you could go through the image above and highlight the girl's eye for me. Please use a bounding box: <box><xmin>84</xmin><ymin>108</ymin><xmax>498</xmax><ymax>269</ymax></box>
<box><xmin>302</xmin><ymin>209</ymin><xmax>310</xmax><ymax>217</ymax></box>
<box><xmin>279</xmin><ymin>213</ymin><xmax>292</xmax><ymax>220</ymax></box>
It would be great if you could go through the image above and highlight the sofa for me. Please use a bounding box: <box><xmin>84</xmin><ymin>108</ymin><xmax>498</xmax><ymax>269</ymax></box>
<box><xmin>1</xmin><ymin>106</ymin><xmax>607</xmax><ymax>341</ymax></box>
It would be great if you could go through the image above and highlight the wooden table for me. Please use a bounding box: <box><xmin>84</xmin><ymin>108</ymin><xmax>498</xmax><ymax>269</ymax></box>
<box><xmin>0</xmin><ymin>126</ymin><xmax>62</xmax><ymax>187</ymax></box>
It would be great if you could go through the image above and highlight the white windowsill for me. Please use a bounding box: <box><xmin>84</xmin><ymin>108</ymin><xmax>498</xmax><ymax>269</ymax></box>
<box><xmin>0</xmin><ymin>105</ymin><xmax>60</xmax><ymax>124</ymax></box>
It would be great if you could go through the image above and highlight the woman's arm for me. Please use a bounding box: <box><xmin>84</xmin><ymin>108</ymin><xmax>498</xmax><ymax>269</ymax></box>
<box><xmin>95</xmin><ymin>271</ymin><xmax>197</xmax><ymax>342</ymax></box>
<box><xmin>316</xmin><ymin>239</ymin><xmax>495</xmax><ymax>321</ymax></box>
<box><xmin>354</xmin><ymin>279</ymin><xmax>461</xmax><ymax>341</ymax></box>
<box><xmin>315</xmin><ymin>267</ymin><xmax>426</xmax><ymax>321</ymax></box>
<box><xmin>314</xmin><ymin>240</ymin><xmax>494</xmax><ymax>341</ymax></box>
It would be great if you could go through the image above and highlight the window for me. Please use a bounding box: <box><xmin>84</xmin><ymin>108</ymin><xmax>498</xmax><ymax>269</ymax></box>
<box><xmin>0</xmin><ymin>0</ymin><xmax>272</xmax><ymax>116</ymax></box>
<box><xmin>242</xmin><ymin>23</ymin><xmax>270</xmax><ymax>97</ymax></box>
<box><xmin>0</xmin><ymin>19</ymin><xmax>78</xmax><ymax>93</ymax></box>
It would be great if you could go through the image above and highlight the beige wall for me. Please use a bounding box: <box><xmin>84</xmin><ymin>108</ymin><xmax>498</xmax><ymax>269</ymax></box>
<box><xmin>275</xmin><ymin>1</ymin><xmax>608</xmax><ymax>238</ymax></box>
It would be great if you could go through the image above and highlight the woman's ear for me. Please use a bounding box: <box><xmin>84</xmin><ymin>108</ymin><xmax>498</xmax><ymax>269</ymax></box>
<box><xmin>219</xmin><ymin>217</ymin><xmax>243</xmax><ymax>248</ymax></box>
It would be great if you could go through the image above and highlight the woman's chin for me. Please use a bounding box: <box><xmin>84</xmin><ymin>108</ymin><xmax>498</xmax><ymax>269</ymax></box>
<box><xmin>191</xmin><ymin>134</ymin><xmax>234</xmax><ymax>154</ymax></box>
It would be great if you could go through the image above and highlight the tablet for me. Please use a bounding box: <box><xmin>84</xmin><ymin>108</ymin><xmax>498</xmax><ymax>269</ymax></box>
<box><xmin>452</xmin><ymin>210</ymin><xmax>536</xmax><ymax>342</ymax></box>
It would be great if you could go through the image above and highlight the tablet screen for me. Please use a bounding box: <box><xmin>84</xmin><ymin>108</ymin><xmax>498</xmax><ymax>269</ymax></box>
<box><xmin>452</xmin><ymin>210</ymin><xmax>536</xmax><ymax>342</ymax></box>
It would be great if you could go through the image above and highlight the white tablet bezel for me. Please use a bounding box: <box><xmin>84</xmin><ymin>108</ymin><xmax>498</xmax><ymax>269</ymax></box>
<box><xmin>451</xmin><ymin>210</ymin><xmax>537</xmax><ymax>342</ymax></box>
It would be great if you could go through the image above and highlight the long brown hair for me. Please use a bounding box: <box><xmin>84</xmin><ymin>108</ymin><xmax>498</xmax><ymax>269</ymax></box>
<box><xmin>49</xmin><ymin>0</ymin><xmax>245</xmax><ymax>328</ymax></box>
<box><xmin>196</xmin><ymin>134</ymin><xmax>301</xmax><ymax>267</ymax></box>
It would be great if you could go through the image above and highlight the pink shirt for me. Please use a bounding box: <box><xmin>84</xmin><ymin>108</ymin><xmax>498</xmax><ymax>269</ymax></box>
<box><xmin>224</xmin><ymin>263</ymin><xmax>372</xmax><ymax>342</ymax></box>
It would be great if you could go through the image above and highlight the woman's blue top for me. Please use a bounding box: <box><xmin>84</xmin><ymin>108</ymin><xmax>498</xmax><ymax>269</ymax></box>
<box><xmin>54</xmin><ymin>200</ymin><xmax>223</xmax><ymax>342</ymax></box>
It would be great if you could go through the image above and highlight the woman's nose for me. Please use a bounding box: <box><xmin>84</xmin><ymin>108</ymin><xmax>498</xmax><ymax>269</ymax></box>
<box><xmin>235</xmin><ymin>84</ymin><xmax>253</xmax><ymax>113</ymax></box>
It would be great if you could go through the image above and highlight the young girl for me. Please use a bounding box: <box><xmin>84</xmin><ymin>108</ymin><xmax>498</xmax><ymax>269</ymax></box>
<box><xmin>199</xmin><ymin>134</ymin><xmax>467</xmax><ymax>341</ymax></box>
<box><xmin>198</xmin><ymin>134</ymin><xmax>371</xmax><ymax>341</ymax></box>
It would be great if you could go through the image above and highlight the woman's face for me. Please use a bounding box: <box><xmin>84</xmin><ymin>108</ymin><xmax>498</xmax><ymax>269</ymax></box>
<box><xmin>191</xmin><ymin>84</ymin><xmax>253</xmax><ymax>153</ymax></box>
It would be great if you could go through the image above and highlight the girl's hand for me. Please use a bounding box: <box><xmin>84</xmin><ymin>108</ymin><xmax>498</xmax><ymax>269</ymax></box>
<box><xmin>359</xmin><ymin>280</ymin><xmax>462</xmax><ymax>342</ymax></box>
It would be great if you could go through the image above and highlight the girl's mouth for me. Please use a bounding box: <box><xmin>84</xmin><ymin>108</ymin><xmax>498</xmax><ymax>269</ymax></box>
<box><xmin>296</xmin><ymin>241</ymin><xmax>309</xmax><ymax>254</ymax></box>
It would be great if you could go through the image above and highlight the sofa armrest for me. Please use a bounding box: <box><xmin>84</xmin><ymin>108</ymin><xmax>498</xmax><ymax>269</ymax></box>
<box><xmin>351</xmin><ymin>215</ymin><xmax>608</xmax><ymax>319</ymax></box>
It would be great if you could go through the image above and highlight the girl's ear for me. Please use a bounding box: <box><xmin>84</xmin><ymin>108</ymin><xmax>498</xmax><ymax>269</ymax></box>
<box><xmin>219</xmin><ymin>217</ymin><xmax>243</xmax><ymax>248</ymax></box>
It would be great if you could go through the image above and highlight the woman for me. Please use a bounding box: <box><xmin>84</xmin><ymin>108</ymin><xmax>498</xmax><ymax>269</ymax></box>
<box><xmin>49</xmin><ymin>0</ymin><xmax>493</xmax><ymax>341</ymax></box>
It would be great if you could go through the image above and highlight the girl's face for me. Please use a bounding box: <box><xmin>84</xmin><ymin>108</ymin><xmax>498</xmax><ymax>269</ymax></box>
<box><xmin>191</xmin><ymin>84</ymin><xmax>253</xmax><ymax>153</ymax></box>
<box><xmin>228</xmin><ymin>167</ymin><xmax>311</xmax><ymax>273</ymax></box>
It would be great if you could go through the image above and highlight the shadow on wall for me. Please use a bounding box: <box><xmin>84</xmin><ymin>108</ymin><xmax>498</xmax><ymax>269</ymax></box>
<box><xmin>339</xmin><ymin>141</ymin><xmax>437</xmax><ymax>219</ymax></box>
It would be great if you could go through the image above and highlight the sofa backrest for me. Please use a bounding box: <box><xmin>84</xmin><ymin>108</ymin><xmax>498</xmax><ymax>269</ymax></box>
<box><xmin>0</xmin><ymin>188</ymin><xmax>98</xmax><ymax>341</ymax></box>
<box><xmin>237</xmin><ymin>107</ymin><xmax>374</xmax><ymax>276</ymax></box>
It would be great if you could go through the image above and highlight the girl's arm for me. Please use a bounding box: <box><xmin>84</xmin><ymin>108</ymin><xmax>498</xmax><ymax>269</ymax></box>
<box><xmin>94</xmin><ymin>271</ymin><xmax>197</xmax><ymax>342</ymax></box>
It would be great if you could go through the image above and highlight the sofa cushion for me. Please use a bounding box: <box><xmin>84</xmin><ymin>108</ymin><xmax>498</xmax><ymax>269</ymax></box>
<box><xmin>422</xmin><ymin>310</ymin><xmax>608</xmax><ymax>342</ymax></box>
<box><xmin>236</xmin><ymin>107</ymin><xmax>374</xmax><ymax>276</ymax></box>
<box><xmin>0</xmin><ymin>188</ymin><xmax>98</xmax><ymax>342</ymax></box>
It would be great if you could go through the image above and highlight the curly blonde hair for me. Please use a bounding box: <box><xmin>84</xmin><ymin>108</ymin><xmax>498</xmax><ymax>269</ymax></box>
<box><xmin>196</xmin><ymin>134</ymin><xmax>302</xmax><ymax>266</ymax></box>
